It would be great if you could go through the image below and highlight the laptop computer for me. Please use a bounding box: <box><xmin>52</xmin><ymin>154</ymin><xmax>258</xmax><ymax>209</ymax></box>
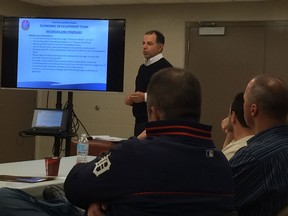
<box><xmin>23</xmin><ymin>108</ymin><xmax>68</xmax><ymax>136</ymax></box>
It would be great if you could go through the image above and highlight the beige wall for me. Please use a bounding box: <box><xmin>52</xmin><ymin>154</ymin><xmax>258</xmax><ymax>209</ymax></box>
<box><xmin>2</xmin><ymin>1</ymin><xmax>288</xmax><ymax>158</ymax></box>
<box><xmin>0</xmin><ymin>0</ymin><xmax>46</xmax><ymax>16</ymax></box>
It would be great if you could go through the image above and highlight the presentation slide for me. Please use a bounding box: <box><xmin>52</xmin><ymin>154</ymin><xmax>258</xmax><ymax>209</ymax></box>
<box><xmin>17</xmin><ymin>18</ymin><xmax>109</xmax><ymax>90</ymax></box>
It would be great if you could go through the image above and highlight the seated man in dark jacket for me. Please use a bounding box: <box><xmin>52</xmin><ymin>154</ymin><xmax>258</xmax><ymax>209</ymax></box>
<box><xmin>0</xmin><ymin>68</ymin><xmax>235</xmax><ymax>216</ymax></box>
<box><xmin>64</xmin><ymin>67</ymin><xmax>235</xmax><ymax>216</ymax></box>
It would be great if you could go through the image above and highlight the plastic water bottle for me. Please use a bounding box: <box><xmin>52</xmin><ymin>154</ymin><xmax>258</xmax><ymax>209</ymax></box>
<box><xmin>76</xmin><ymin>134</ymin><xmax>89</xmax><ymax>163</ymax></box>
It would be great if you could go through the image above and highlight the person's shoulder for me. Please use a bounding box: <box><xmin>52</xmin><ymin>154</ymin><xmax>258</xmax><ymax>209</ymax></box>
<box><xmin>229</xmin><ymin>144</ymin><xmax>256</xmax><ymax>167</ymax></box>
<box><xmin>138</xmin><ymin>63</ymin><xmax>146</xmax><ymax>70</ymax></box>
<box><xmin>247</xmin><ymin>126</ymin><xmax>288</xmax><ymax>152</ymax></box>
<box><xmin>230</xmin><ymin>131</ymin><xmax>288</xmax><ymax>166</ymax></box>
<box><xmin>118</xmin><ymin>136</ymin><xmax>141</xmax><ymax>146</ymax></box>
<box><xmin>105</xmin><ymin>136</ymin><xmax>143</xmax><ymax>158</ymax></box>
<box><xmin>160</xmin><ymin>57</ymin><xmax>173</xmax><ymax>67</ymax></box>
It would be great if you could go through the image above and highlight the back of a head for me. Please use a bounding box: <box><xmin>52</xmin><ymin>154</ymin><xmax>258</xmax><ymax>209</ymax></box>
<box><xmin>147</xmin><ymin>67</ymin><xmax>201</xmax><ymax>122</ymax></box>
<box><xmin>249</xmin><ymin>74</ymin><xmax>288</xmax><ymax>120</ymax></box>
<box><xmin>231</xmin><ymin>92</ymin><xmax>249</xmax><ymax>128</ymax></box>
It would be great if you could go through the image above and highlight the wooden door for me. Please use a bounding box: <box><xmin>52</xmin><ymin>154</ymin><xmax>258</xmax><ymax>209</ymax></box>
<box><xmin>185</xmin><ymin>22</ymin><xmax>265</xmax><ymax>148</ymax></box>
<box><xmin>264</xmin><ymin>23</ymin><xmax>288</xmax><ymax>81</ymax></box>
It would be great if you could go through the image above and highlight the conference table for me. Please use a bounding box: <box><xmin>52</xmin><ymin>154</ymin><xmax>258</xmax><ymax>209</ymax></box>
<box><xmin>0</xmin><ymin>155</ymin><xmax>96</xmax><ymax>197</ymax></box>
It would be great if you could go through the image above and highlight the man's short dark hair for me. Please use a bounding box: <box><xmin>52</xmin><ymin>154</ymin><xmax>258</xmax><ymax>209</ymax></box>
<box><xmin>231</xmin><ymin>92</ymin><xmax>248</xmax><ymax>128</ymax></box>
<box><xmin>147</xmin><ymin>67</ymin><xmax>201</xmax><ymax>122</ymax></box>
<box><xmin>145</xmin><ymin>30</ymin><xmax>165</xmax><ymax>45</ymax></box>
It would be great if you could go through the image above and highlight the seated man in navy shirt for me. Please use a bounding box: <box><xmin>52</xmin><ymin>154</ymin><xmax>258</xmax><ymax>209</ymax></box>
<box><xmin>230</xmin><ymin>74</ymin><xmax>288</xmax><ymax>216</ymax></box>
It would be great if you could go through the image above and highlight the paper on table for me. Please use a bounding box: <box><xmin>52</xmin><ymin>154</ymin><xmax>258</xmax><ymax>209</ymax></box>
<box><xmin>0</xmin><ymin>175</ymin><xmax>55</xmax><ymax>183</ymax></box>
<box><xmin>87</xmin><ymin>135</ymin><xmax>126</xmax><ymax>142</ymax></box>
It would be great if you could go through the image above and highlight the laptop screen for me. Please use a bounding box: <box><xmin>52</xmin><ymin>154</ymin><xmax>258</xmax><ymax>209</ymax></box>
<box><xmin>31</xmin><ymin>108</ymin><xmax>68</xmax><ymax>131</ymax></box>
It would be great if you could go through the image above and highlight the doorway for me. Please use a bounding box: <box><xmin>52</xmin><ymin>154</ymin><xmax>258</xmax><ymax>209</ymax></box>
<box><xmin>185</xmin><ymin>21</ymin><xmax>288</xmax><ymax>148</ymax></box>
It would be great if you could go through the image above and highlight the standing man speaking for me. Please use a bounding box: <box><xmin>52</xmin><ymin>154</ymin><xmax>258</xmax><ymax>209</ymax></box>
<box><xmin>125</xmin><ymin>30</ymin><xmax>173</xmax><ymax>136</ymax></box>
